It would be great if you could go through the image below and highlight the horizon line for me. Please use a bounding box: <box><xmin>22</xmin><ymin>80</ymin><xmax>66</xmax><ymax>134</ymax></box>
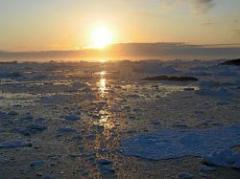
<box><xmin>1</xmin><ymin>42</ymin><xmax>240</xmax><ymax>53</ymax></box>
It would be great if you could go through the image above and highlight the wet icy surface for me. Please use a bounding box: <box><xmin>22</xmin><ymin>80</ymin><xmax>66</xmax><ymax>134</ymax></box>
<box><xmin>0</xmin><ymin>60</ymin><xmax>240</xmax><ymax>178</ymax></box>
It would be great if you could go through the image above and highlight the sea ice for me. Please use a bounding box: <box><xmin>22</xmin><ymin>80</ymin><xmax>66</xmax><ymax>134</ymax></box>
<box><xmin>64</xmin><ymin>114</ymin><xmax>81</xmax><ymax>121</ymax></box>
<box><xmin>121</xmin><ymin>124</ymin><xmax>240</xmax><ymax>161</ymax></box>
<box><xmin>0</xmin><ymin>140</ymin><xmax>32</xmax><ymax>149</ymax></box>
<box><xmin>204</xmin><ymin>149</ymin><xmax>240</xmax><ymax>168</ymax></box>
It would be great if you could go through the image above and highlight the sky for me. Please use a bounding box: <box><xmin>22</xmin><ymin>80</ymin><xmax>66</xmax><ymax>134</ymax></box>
<box><xmin>0</xmin><ymin>0</ymin><xmax>239</xmax><ymax>52</ymax></box>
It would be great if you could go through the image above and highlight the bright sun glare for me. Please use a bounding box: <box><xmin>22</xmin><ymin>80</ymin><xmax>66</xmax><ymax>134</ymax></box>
<box><xmin>90</xmin><ymin>26</ymin><xmax>114</xmax><ymax>49</ymax></box>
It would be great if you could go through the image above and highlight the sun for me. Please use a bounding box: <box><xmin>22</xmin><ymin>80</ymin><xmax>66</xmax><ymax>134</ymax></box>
<box><xmin>90</xmin><ymin>25</ymin><xmax>114</xmax><ymax>49</ymax></box>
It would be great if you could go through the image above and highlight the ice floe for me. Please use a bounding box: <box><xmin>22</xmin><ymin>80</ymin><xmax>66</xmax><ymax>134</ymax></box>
<box><xmin>64</xmin><ymin>114</ymin><xmax>81</xmax><ymax>121</ymax></box>
<box><xmin>204</xmin><ymin>149</ymin><xmax>240</xmax><ymax>169</ymax></box>
<box><xmin>0</xmin><ymin>140</ymin><xmax>32</xmax><ymax>149</ymax></box>
<box><xmin>121</xmin><ymin>124</ymin><xmax>240</xmax><ymax>162</ymax></box>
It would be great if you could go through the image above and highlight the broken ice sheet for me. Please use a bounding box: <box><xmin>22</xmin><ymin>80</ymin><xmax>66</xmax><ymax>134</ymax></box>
<box><xmin>120</xmin><ymin>124</ymin><xmax>240</xmax><ymax>160</ymax></box>
<box><xmin>121</xmin><ymin>83</ymin><xmax>199</xmax><ymax>100</ymax></box>
<box><xmin>0</xmin><ymin>92</ymin><xmax>37</xmax><ymax>107</ymax></box>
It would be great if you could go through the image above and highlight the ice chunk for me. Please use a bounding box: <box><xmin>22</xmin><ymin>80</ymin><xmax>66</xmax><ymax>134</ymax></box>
<box><xmin>0</xmin><ymin>140</ymin><xmax>32</xmax><ymax>149</ymax></box>
<box><xmin>204</xmin><ymin>149</ymin><xmax>240</xmax><ymax>169</ymax></box>
<box><xmin>64</xmin><ymin>114</ymin><xmax>80</xmax><ymax>121</ymax></box>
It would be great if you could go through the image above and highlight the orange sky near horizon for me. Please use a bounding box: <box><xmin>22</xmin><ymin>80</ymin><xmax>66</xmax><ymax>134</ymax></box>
<box><xmin>0</xmin><ymin>0</ymin><xmax>239</xmax><ymax>51</ymax></box>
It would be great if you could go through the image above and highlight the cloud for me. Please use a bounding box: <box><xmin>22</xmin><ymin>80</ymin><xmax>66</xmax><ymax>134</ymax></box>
<box><xmin>234</xmin><ymin>19</ymin><xmax>239</xmax><ymax>23</ymax></box>
<box><xmin>153</xmin><ymin>0</ymin><xmax>215</xmax><ymax>14</ymax></box>
<box><xmin>235</xmin><ymin>29</ymin><xmax>240</xmax><ymax>38</ymax></box>
<box><xmin>201</xmin><ymin>21</ymin><xmax>215</xmax><ymax>26</ymax></box>
<box><xmin>190</xmin><ymin>0</ymin><xmax>215</xmax><ymax>14</ymax></box>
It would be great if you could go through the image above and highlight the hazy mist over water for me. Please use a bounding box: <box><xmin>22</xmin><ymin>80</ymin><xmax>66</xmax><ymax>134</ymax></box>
<box><xmin>1</xmin><ymin>43</ymin><xmax>240</xmax><ymax>62</ymax></box>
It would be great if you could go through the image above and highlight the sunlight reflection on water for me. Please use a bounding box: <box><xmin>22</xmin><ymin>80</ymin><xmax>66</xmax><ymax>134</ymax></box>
<box><xmin>95</xmin><ymin>71</ymin><xmax>115</xmax><ymax>129</ymax></box>
<box><xmin>97</xmin><ymin>71</ymin><xmax>107</xmax><ymax>98</ymax></box>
